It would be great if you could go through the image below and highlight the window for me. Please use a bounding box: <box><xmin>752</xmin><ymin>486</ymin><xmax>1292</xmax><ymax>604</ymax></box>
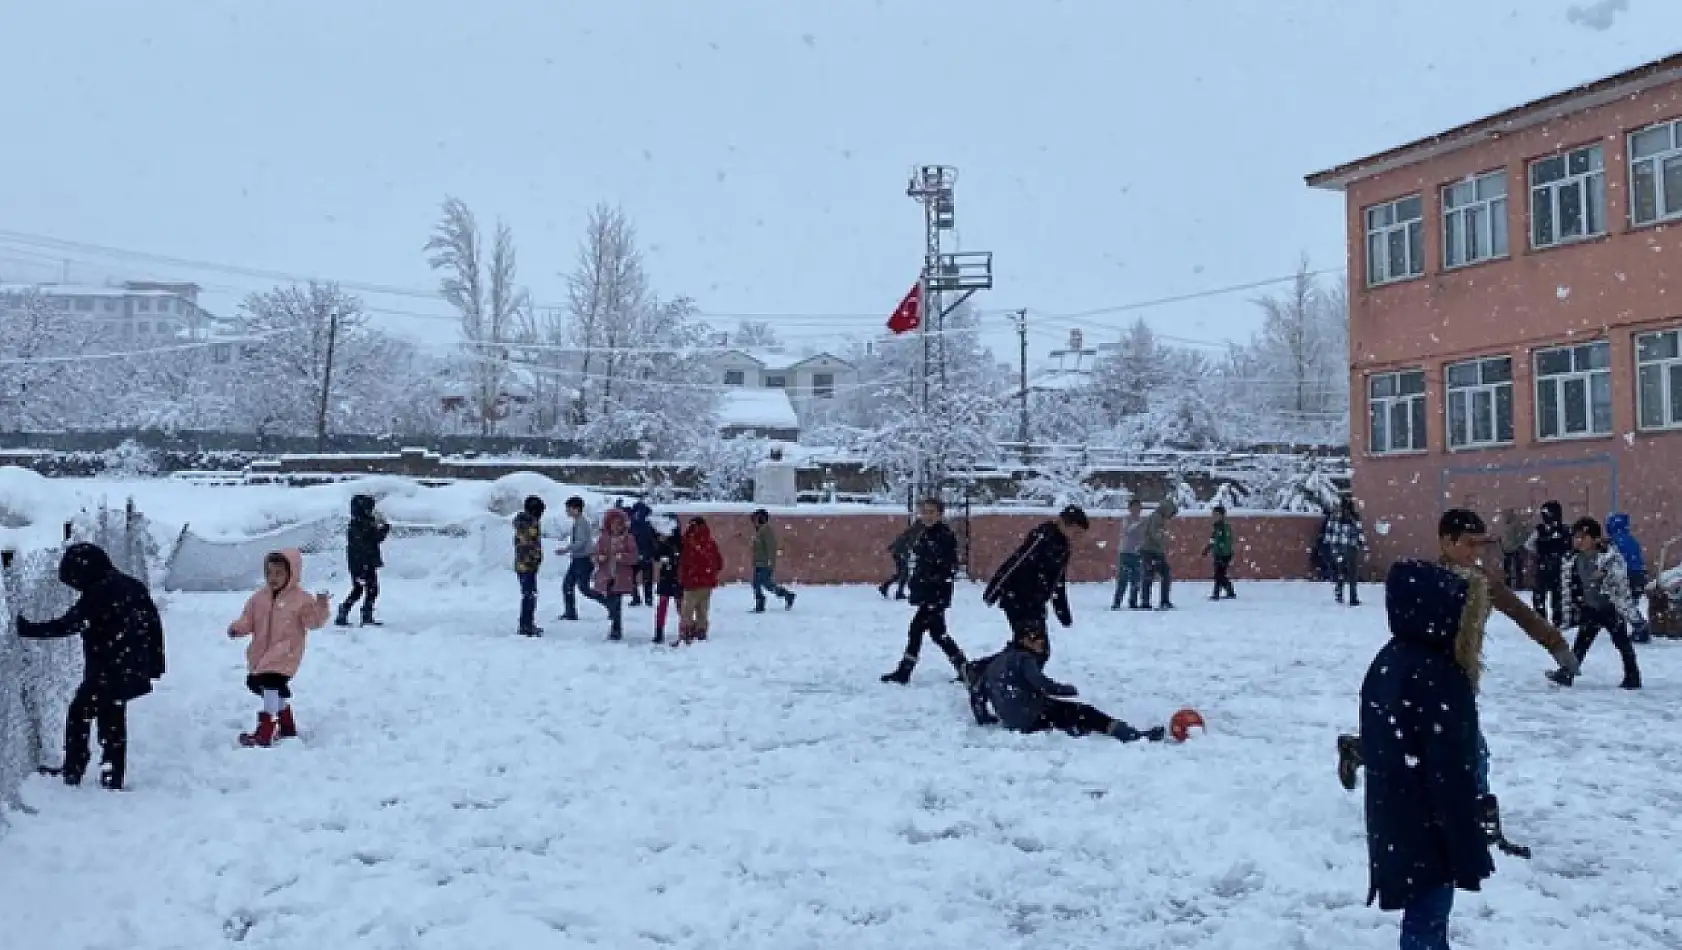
<box><xmin>1530</xmin><ymin>144</ymin><xmax>1605</xmax><ymax>248</ymax></box>
<box><xmin>1630</xmin><ymin>119</ymin><xmax>1682</xmax><ymax>226</ymax></box>
<box><xmin>137</xmin><ymin>321</ymin><xmax>150</xmax><ymax>334</ymax></box>
<box><xmin>1364</xmin><ymin>195</ymin><xmax>1424</xmax><ymax>285</ymax></box>
<box><xmin>1445</xmin><ymin>356</ymin><xmax>1513</xmax><ymax>448</ymax></box>
<box><xmin>1534</xmin><ymin>341</ymin><xmax>1611</xmax><ymax>440</ymax></box>
<box><xmin>1368</xmin><ymin>370</ymin><xmax>1427</xmax><ymax>453</ymax></box>
<box><xmin>723</xmin><ymin>370</ymin><xmax>745</xmax><ymax>386</ymax></box>
<box><xmin>1636</xmin><ymin>328</ymin><xmax>1682</xmax><ymax>430</ymax></box>
<box><xmin>812</xmin><ymin>372</ymin><xmax>835</xmax><ymax>399</ymax></box>
<box><xmin>212</xmin><ymin>344</ymin><xmax>232</xmax><ymax>365</ymax></box>
<box><xmin>74</xmin><ymin>297</ymin><xmax>94</xmax><ymax>311</ymax></box>
<box><xmin>1443</xmin><ymin>172</ymin><xmax>1508</xmax><ymax>267</ymax></box>
<box><xmin>764</xmin><ymin>374</ymin><xmax>787</xmax><ymax>388</ymax></box>
<box><xmin>136</xmin><ymin>298</ymin><xmax>151</xmax><ymax>312</ymax></box>
<box><xmin>103</xmin><ymin>299</ymin><xmax>116</xmax><ymax>312</ymax></box>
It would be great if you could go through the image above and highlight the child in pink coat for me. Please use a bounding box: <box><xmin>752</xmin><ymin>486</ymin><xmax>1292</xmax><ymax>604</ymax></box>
<box><xmin>228</xmin><ymin>549</ymin><xmax>331</xmax><ymax>747</ymax></box>
<box><xmin>594</xmin><ymin>507</ymin><xmax>639</xmax><ymax>641</ymax></box>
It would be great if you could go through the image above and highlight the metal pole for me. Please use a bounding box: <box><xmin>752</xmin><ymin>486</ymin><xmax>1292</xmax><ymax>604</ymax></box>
<box><xmin>315</xmin><ymin>306</ymin><xmax>339</xmax><ymax>453</ymax></box>
<box><xmin>1016</xmin><ymin>308</ymin><xmax>1030</xmax><ymax>463</ymax></box>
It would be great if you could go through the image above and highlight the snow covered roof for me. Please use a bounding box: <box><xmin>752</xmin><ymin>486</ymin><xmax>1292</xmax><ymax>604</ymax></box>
<box><xmin>717</xmin><ymin>388</ymin><xmax>800</xmax><ymax>431</ymax></box>
<box><xmin>0</xmin><ymin>283</ymin><xmax>188</xmax><ymax>299</ymax></box>
<box><xmin>716</xmin><ymin>348</ymin><xmax>852</xmax><ymax>371</ymax></box>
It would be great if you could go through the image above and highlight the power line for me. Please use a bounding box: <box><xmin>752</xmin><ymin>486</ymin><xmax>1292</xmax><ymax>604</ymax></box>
<box><xmin>0</xmin><ymin>227</ymin><xmax>1342</xmax><ymax>332</ymax></box>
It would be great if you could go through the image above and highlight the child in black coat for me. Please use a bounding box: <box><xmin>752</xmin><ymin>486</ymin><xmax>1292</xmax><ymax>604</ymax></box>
<box><xmin>1359</xmin><ymin>558</ymin><xmax>1493</xmax><ymax>948</ymax></box>
<box><xmin>653</xmin><ymin>521</ymin><xmax>683</xmax><ymax>644</ymax></box>
<box><xmin>337</xmin><ymin>494</ymin><xmax>389</xmax><ymax>627</ymax></box>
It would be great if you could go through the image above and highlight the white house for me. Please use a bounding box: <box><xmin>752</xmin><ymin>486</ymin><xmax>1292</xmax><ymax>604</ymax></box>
<box><xmin>704</xmin><ymin>348</ymin><xmax>856</xmax><ymax>421</ymax></box>
<box><xmin>0</xmin><ymin>280</ymin><xmax>218</xmax><ymax>352</ymax></box>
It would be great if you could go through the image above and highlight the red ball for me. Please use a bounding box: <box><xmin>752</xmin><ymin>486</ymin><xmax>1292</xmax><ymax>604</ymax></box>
<box><xmin>1169</xmin><ymin>708</ymin><xmax>1206</xmax><ymax>742</ymax></box>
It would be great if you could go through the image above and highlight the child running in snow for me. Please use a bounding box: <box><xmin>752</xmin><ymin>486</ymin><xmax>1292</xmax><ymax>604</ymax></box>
<box><xmin>594</xmin><ymin>508</ymin><xmax>639</xmax><ymax>641</ymax></box>
<box><xmin>227</xmin><ymin>550</ymin><xmax>331</xmax><ymax>747</ymax></box>
<box><xmin>653</xmin><ymin>519</ymin><xmax>683</xmax><ymax>644</ymax></box>
<box><xmin>967</xmin><ymin>629</ymin><xmax>1164</xmax><ymax>743</ymax></box>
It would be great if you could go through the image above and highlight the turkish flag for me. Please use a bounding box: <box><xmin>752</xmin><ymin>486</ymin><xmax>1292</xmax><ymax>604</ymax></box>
<box><xmin>886</xmin><ymin>282</ymin><xmax>921</xmax><ymax>335</ymax></box>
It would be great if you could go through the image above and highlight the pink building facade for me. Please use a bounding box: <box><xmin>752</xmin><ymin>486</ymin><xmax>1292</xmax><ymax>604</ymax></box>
<box><xmin>1308</xmin><ymin>54</ymin><xmax>1682</xmax><ymax>571</ymax></box>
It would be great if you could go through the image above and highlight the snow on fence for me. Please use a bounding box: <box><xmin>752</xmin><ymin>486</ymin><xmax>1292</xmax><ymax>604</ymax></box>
<box><xmin>0</xmin><ymin>501</ymin><xmax>155</xmax><ymax>827</ymax></box>
<box><xmin>163</xmin><ymin>516</ymin><xmax>483</xmax><ymax>592</ymax></box>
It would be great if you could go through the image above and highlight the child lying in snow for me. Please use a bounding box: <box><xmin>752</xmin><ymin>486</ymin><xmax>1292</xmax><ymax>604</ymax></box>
<box><xmin>966</xmin><ymin>631</ymin><xmax>1164</xmax><ymax>743</ymax></box>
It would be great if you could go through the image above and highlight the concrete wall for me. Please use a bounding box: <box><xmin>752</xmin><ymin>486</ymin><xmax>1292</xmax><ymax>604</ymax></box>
<box><xmin>667</xmin><ymin>511</ymin><xmax>1323</xmax><ymax>585</ymax></box>
<box><xmin>1338</xmin><ymin>76</ymin><xmax>1682</xmax><ymax>570</ymax></box>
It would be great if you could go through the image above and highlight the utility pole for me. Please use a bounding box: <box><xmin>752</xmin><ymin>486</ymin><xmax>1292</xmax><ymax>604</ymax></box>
<box><xmin>315</xmin><ymin>305</ymin><xmax>340</xmax><ymax>453</ymax></box>
<box><xmin>1015</xmin><ymin>308</ymin><xmax>1030</xmax><ymax>464</ymax></box>
<box><xmin>905</xmin><ymin>165</ymin><xmax>993</xmax><ymax>499</ymax></box>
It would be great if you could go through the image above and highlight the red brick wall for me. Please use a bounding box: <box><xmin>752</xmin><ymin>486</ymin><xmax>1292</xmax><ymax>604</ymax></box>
<box><xmin>667</xmin><ymin>510</ymin><xmax>1322</xmax><ymax>585</ymax></box>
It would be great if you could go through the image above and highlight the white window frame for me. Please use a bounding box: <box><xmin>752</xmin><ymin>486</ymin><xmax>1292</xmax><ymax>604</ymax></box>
<box><xmin>1628</xmin><ymin>119</ymin><xmax>1682</xmax><ymax>226</ymax></box>
<box><xmin>1445</xmin><ymin>356</ymin><xmax>1514</xmax><ymax>450</ymax></box>
<box><xmin>1367</xmin><ymin>369</ymin><xmax>1428</xmax><ymax>455</ymax></box>
<box><xmin>723</xmin><ymin>370</ymin><xmax>745</xmax><ymax>386</ymax></box>
<box><xmin>1364</xmin><ymin>195</ymin><xmax>1424</xmax><ymax>287</ymax></box>
<box><xmin>812</xmin><ymin>372</ymin><xmax>836</xmax><ymax>399</ymax></box>
<box><xmin>1529</xmin><ymin>144</ymin><xmax>1606</xmax><ymax>249</ymax></box>
<box><xmin>1534</xmin><ymin>341</ymin><xmax>1613</xmax><ymax>441</ymax></box>
<box><xmin>764</xmin><ymin>373</ymin><xmax>788</xmax><ymax>389</ymax></box>
<box><xmin>1635</xmin><ymin>327</ymin><xmax>1682</xmax><ymax>431</ymax></box>
<box><xmin>1442</xmin><ymin>171</ymin><xmax>1508</xmax><ymax>268</ymax></box>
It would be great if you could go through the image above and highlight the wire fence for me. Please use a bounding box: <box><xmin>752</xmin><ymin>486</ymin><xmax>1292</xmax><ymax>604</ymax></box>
<box><xmin>0</xmin><ymin>500</ymin><xmax>156</xmax><ymax>826</ymax></box>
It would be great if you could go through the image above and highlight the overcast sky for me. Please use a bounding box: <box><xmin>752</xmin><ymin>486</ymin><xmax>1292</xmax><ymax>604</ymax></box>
<box><xmin>0</xmin><ymin>0</ymin><xmax>1674</xmax><ymax>363</ymax></box>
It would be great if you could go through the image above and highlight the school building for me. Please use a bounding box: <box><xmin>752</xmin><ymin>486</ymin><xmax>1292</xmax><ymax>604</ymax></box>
<box><xmin>1306</xmin><ymin>52</ymin><xmax>1682</xmax><ymax>570</ymax></box>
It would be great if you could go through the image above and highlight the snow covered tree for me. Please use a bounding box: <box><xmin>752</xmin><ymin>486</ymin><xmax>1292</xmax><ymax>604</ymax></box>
<box><xmin>561</xmin><ymin>203</ymin><xmax>714</xmax><ymax>455</ymax></box>
<box><xmin>0</xmin><ymin>290</ymin><xmax>101</xmax><ymax>430</ymax></box>
<box><xmin>427</xmin><ymin>197</ymin><xmax>528</xmax><ymax>437</ymax></box>
<box><xmin>1249</xmin><ymin>258</ymin><xmax>1346</xmax><ymax>417</ymax></box>
<box><xmin>859</xmin><ymin>302</ymin><xmax>1002</xmax><ymax>493</ymax></box>
<box><xmin>1089</xmin><ymin>318</ymin><xmax>1171</xmax><ymax>422</ymax></box>
<box><xmin>732</xmin><ymin>320</ymin><xmax>780</xmax><ymax>348</ymax></box>
<box><xmin>224</xmin><ymin>282</ymin><xmax>402</xmax><ymax>437</ymax></box>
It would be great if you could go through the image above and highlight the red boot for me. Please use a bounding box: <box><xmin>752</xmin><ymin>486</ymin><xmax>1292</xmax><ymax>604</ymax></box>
<box><xmin>277</xmin><ymin>706</ymin><xmax>298</xmax><ymax>739</ymax></box>
<box><xmin>239</xmin><ymin>713</ymin><xmax>278</xmax><ymax>748</ymax></box>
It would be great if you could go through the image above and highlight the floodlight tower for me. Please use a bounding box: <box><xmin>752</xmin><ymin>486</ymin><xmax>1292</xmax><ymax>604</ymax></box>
<box><xmin>906</xmin><ymin>165</ymin><xmax>993</xmax><ymax>497</ymax></box>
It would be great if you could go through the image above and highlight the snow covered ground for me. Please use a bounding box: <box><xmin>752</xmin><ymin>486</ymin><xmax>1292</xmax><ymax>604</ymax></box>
<box><xmin>1</xmin><ymin>555</ymin><xmax>1679</xmax><ymax>949</ymax></box>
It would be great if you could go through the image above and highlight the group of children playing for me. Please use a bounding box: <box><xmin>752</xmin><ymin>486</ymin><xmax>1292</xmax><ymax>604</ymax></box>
<box><xmin>1109</xmin><ymin>497</ymin><xmax>1237</xmax><ymax>608</ymax></box>
<box><xmin>511</xmin><ymin>495</ymin><xmax>799</xmax><ymax>643</ymax></box>
<box><xmin>10</xmin><ymin>486</ymin><xmax>1654</xmax><ymax>950</ymax></box>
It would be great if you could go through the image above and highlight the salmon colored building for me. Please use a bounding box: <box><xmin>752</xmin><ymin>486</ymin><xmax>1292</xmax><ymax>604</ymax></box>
<box><xmin>1307</xmin><ymin>53</ymin><xmax>1682</xmax><ymax>572</ymax></box>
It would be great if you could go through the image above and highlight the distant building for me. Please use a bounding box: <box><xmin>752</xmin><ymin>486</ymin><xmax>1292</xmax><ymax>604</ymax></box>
<box><xmin>703</xmin><ymin>348</ymin><xmax>856</xmax><ymax>422</ymax></box>
<box><xmin>1305</xmin><ymin>51</ymin><xmax>1682</xmax><ymax>567</ymax></box>
<box><xmin>1017</xmin><ymin>328</ymin><xmax>1111</xmax><ymax>395</ymax></box>
<box><xmin>0</xmin><ymin>280</ymin><xmax>218</xmax><ymax>351</ymax></box>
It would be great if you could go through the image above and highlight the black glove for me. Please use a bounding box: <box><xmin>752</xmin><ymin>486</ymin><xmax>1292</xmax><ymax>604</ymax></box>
<box><xmin>1055</xmin><ymin>608</ymin><xmax>1072</xmax><ymax>628</ymax></box>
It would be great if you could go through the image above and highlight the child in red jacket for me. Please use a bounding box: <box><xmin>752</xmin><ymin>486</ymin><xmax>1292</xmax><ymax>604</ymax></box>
<box><xmin>677</xmin><ymin>517</ymin><xmax>723</xmax><ymax>643</ymax></box>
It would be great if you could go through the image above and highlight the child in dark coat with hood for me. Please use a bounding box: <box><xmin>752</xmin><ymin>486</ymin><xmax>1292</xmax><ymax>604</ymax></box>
<box><xmin>16</xmin><ymin>543</ymin><xmax>166</xmax><ymax>790</ymax></box>
<box><xmin>337</xmin><ymin>493</ymin><xmax>389</xmax><ymax>627</ymax></box>
<box><xmin>1359</xmin><ymin>558</ymin><xmax>1494</xmax><ymax>949</ymax></box>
